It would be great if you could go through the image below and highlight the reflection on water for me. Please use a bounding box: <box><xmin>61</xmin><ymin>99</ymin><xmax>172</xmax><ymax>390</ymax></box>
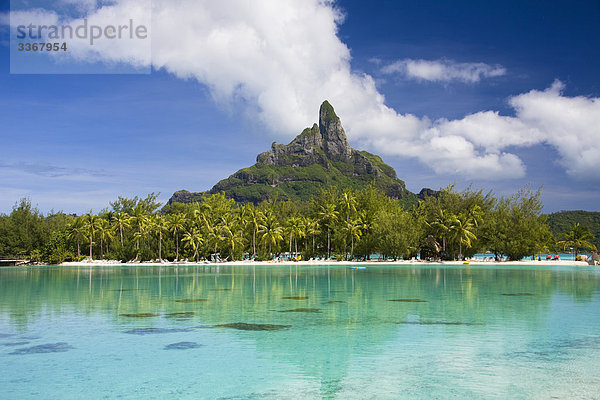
<box><xmin>0</xmin><ymin>264</ymin><xmax>599</xmax><ymax>399</ymax></box>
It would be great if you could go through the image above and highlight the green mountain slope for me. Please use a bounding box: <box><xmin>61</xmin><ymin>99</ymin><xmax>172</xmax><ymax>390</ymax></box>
<box><xmin>169</xmin><ymin>101</ymin><xmax>432</xmax><ymax>205</ymax></box>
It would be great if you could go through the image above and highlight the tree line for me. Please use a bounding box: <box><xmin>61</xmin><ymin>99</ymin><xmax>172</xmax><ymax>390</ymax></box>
<box><xmin>0</xmin><ymin>186</ymin><xmax>596</xmax><ymax>264</ymax></box>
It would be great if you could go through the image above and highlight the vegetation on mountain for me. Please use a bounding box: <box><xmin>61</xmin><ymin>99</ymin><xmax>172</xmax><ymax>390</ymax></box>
<box><xmin>169</xmin><ymin>101</ymin><xmax>422</xmax><ymax>206</ymax></box>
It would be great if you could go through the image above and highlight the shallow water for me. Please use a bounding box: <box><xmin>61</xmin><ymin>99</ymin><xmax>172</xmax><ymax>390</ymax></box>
<box><xmin>1</xmin><ymin>264</ymin><xmax>599</xmax><ymax>399</ymax></box>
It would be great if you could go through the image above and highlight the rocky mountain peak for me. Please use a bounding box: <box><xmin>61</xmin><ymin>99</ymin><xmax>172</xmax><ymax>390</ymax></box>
<box><xmin>319</xmin><ymin>100</ymin><xmax>352</xmax><ymax>161</ymax></box>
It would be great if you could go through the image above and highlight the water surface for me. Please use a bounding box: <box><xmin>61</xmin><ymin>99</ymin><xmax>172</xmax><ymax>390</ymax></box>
<box><xmin>1</xmin><ymin>264</ymin><xmax>599</xmax><ymax>399</ymax></box>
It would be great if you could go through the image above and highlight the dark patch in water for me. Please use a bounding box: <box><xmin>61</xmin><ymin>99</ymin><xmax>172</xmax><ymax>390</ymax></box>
<box><xmin>215</xmin><ymin>323</ymin><xmax>291</xmax><ymax>331</ymax></box>
<box><xmin>326</xmin><ymin>300</ymin><xmax>345</xmax><ymax>304</ymax></box>
<box><xmin>210</xmin><ymin>289</ymin><xmax>234</xmax><ymax>292</ymax></box>
<box><xmin>164</xmin><ymin>312</ymin><xmax>196</xmax><ymax>318</ymax></box>
<box><xmin>119</xmin><ymin>313</ymin><xmax>160</xmax><ymax>318</ymax></box>
<box><xmin>397</xmin><ymin>321</ymin><xmax>482</xmax><ymax>326</ymax></box>
<box><xmin>501</xmin><ymin>293</ymin><xmax>536</xmax><ymax>297</ymax></box>
<box><xmin>108</xmin><ymin>289</ymin><xmax>145</xmax><ymax>292</ymax></box>
<box><xmin>0</xmin><ymin>333</ymin><xmax>15</xmax><ymax>338</ymax></box>
<box><xmin>164</xmin><ymin>341</ymin><xmax>202</xmax><ymax>350</ymax></box>
<box><xmin>124</xmin><ymin>328</ymin><xmax>193</xmax><ymax>335</ymax></box>
<box><xmin>174</xmin><ymin>299</ymin><xmax>208</xmax><ymax>303</ymax></box>
<box><xmin>10</xmin><ymin>342</ymin><xmax>73</xmax><ymax>355</ymax></box>
<box><xmin>2</xmin><ymin>341</ymin><xmax>30</xmax><ymax>347</ymax></box>
<box><xmin>388</xmin><ymin>299</ymin><xmax>427</xmax><ymax>303</ymax></box>
<box><xmin>282</xmin><ymin>296</ymin><xmax>309</xmax><ymax>300</ymax></box>
<box><xmin>279</xmin><ymin>308</ymin><xmax>321</xmax><ymax>313</ymax></box>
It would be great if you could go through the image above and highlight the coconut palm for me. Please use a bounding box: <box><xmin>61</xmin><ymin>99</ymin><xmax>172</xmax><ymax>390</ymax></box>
<box><xmin>449</xmin><ymin>213</ymin><xmax>477</xmax><ymax>260</ymax></box>
<box><xmin>83</xmin><ymin>212</ymin><xmax>100</xmax><ymax>260</ymax></box>
<box><xmin>168</xmin><ymin>213</ymin><xmax>186</xmax><ymax>261</ymax></box>
<box><xmin>68</xmin><ymin>217</ymin><xmax>87</xmax><ymax>258</ymax></box>
<box><xmin>111</xmin><ymin>211</ymin><xmax>131</xmax><ymax>245</ymax></box>
<box><xmin>305</xmin><ymin>218</ymin><xmax>320</xmax><ymax>254</ymax></box>
<box><xmin>244</xmin><ymin>204</ymin><xmax>263</xmax><ymax>258</ymax></box>
<box><xmin>96</xmin><ymin>218</ymin><xmax>113</xmax><ymax>260</ymax></box>
<box><xmin>340</xmin><ymin>191</ymin><xmax>357</xmax><ymax>222</ymax></box>
<box><xmin>318</xmin><ymin>203</ymin><xmax>339</xmax><ymax>259</ymax></box>
<box><xmin>130</xmin><ymin>204</ymin><xmax>149</xmax><ymax>253</ymax></box>
<box><xmin>344</xmin><ymin>217</ymin><xmax>363</xmax><ymax>260</ymax></box>
<box><xmin>182</xmin><ymin>230</ymin><xmax>203</xmax><ymax>262</ymax></box>
<box><xmin>220</xmin><ymin>214</ymin><xmax>245</xmax><ymax>261</ymax></box>
<box><xmin>153</xmin><ymin>215</ymin><xmax>169</xmax><ymax>261</ymax></box>
<box><xmin>286</xmin><ymin>216</ymin><xmax>305</xmax><ymax>255</ymax></box>
<box><xmin>557</xmin><ymin>223</ymin><xmax>597</xmax><ymax>258</ymax></box>
<box><xmin>259</xmin><ymin>212</ymin><xmax>283</xmax><ymax>256</ymax></box>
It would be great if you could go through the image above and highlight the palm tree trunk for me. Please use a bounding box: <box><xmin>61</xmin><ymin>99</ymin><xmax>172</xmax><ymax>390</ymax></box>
<box><xmin>159</xmin><ymin>232</ymin><xmax>162</xmax><ymax>260</ymax></box>
<box><xmin>350</xmin><ymin>236</ymin><xmax>354</xmax><ymax>260</ymax></box>
<box><xmin>253</xmin><ymin>229</ymin><xmax>256</xmax><ymax>258</ymax></box>
<box><xmin>120</xmin><ymin>226</ymin><xmax>123</xmax><ymax>245</ymax></box>
<box><xmin>100</xmin><ymin>238</ymin><xmax>104</xmax><ymax>260</ymax></box>
<box><xmin>89</xmin><ymin>235</ymin><xmax>93</xmax><ymax>260</ymax></box>
<box><xmin>327</xmin><ymin>229</ymin><xmax>331</xmax><ymax>259</ymax></box>
<box><xmin>77</xmin><ymin>238</ymin><xmax>80</xmax><ymax>258</ymax></box>
<box><xmin>175</xmin><ymin>232</ymin><xmax>179</xmax><ymax>261</ymax></box>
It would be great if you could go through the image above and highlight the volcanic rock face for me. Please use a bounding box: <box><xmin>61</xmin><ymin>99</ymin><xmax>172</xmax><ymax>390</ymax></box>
<box><xmin>169</xmin><ymin>101</ymin><xmax>425</xmax><ymax>205</ymax></box>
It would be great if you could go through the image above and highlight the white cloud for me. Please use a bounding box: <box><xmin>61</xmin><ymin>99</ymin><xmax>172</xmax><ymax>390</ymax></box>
<box><xmin>381</xmin><ymin>58</ymin><xmax>506</xmax><ymax>83</ymax></box>
<box><xmin>2</xmin><ymin>1</ymin><xmax>599</xmax><ymax>183</ymax></box>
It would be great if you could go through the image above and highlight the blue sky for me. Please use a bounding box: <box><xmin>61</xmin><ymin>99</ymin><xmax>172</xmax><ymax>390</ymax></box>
<box><xmin>0</xmin><ymin>0</ymin><xmax>599</xmax><ymax>214</ymax></box>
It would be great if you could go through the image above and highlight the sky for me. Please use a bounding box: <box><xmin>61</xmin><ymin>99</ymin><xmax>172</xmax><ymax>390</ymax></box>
<box><xmin>0</xmin><ymin>0</ymin><xmax>599</xmax><ymax>214</ymax></box>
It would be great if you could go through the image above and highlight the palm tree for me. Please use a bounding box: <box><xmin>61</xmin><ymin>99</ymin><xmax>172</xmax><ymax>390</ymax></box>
<box><xmin>83</xmin><ymin>212</ymin><xmax>100</xmax><ymax>260</ymax></box>
<box><xmin>68</xmin><ymin>217</ymin><xmax>87</xmax><ymax>258</ymax></box>
<box><xmin>182</xmin><ymin>230</ymin><xmax>203</xmax><ymax>262</ymax></box>
<box><xmin>153</xmin><ymin>215</ymin><xmax>169</xmax><ymax>261</ymax></box>
<box><xmin>340</xmin><ymin>191</ymin><xmax>357</xmax><ymax>222</ymax></box>
<box><xmin>429</xmin><ymin>209</ymin><xmax>453</xmax><ymax>254</ymax></box>
<box><xmin>305</xmin><ymin>218</ymin><xmax>320</xmax><ymax>254</ymax></box>
<box><xmin>130</xmin><ymin>204</ymin><xmax>148</xmax><ymax>253</ymax></box>
<box><xmin>111</xmin><ymin>211</ymin><xmax>131</xmax><ymax>246</ymax></box>
<box><xmin>96</xmin><ymin>218</ymin><xmax>113</xmax><ymax>260</ymax></box>
<box><xmin>259</xmin><ymin>212</ymin><xmax>283</xmax><ymax>257</ymax></box>
<box><xmin>220</xmin><ymin>214</ymin><xmax>245</xmax><ymax>261</ymax></box>
<box><xmin>449</xmin><ymin>213</ymin><xmax>477</xmax><ymax>260</ymax></box>
<box><xmin>286</xmin><ymin>216</ymin><xmax>305</xmax><ymax>255</ymax></box>
<box><xmin>168</xmin><ymin>213</ymin><xmax>186</xmax><ymax>261</ymax></box>
<box><xmin>318</xmin><ymin>203</ymin><xmax>339</xmax><ymax>259</ymax></box>
<box><xmin>344</xmin><ymin>217</ymin><xmax>363</xmax><ymax>260</ymax></box>
<box><xmin>244</xmin><ymin>204</ymin><xmax>263</xmax><ymax>259</ymax></box>
<box><xmin>557</xmin><ymin>223</ymin><xmax>597</xmax><ymax>258</ymax></box>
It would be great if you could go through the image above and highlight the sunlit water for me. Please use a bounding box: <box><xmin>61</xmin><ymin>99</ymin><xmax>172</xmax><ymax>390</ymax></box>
<box><xmin>1</xmin><ymin>264</ymin><xmax>599</xmax><ymax>399</ymax></box>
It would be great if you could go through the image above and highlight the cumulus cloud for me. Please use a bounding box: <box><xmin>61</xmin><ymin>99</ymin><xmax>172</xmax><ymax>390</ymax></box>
<box><xmin>3</xmin><ymin>1</ymin><xmax>600</xmax><ymax>183</ymax></box>
<box><xmin>381</xmin><ymin>58</ymin><xmax>506</xmax><ymax>83</ymax></box>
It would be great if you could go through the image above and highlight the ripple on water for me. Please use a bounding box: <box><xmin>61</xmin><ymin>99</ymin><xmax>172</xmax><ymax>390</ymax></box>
<box><xmin>279</xmin><ymin>308</ymin><xmax>321</xmax><ymax>313</ymax></box>
<box><xmin>10</xmin><ymin>342</ymin><xmax>73</xmax><ymax>355</ymax></box>
<box><xmin>282</xmin><ymin>296</ymin><xmax>309</xmax><ymax>300</ymax></box>
<box><xmin>501</xmin><ymin>293</ymin><xmax>536</xmax><ymax>296</ymax></box>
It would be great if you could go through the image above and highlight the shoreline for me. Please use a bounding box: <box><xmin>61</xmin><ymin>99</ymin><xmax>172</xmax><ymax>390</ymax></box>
<box><xmin>55</xmin><ymin>259</ymin><xmax>592</xmax><ymax>267</ymax></box>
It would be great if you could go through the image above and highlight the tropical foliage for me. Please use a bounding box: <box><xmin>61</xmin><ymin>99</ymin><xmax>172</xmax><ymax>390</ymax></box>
<box><xmin>0</xmin><ymin>186</ymin><xmax>590</xmax><ymax>263</ymax></box>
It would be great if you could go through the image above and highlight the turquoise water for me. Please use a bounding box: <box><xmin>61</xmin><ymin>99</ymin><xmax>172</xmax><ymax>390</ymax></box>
<box><xmin>1</xmin><ymin>264</ymin><xmax>599</xmax><ymax>399</ymax></box>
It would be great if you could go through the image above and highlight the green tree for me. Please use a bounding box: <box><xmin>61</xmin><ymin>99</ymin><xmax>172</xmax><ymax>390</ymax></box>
<box><xmin>318</xmin><ymin>203</ymin><xmax>339</xmax><ymax>259</ymax></box>
<box><xmin>557</xmin><ymin>223</ymin><xmax>597</xmax><ymax>257</ymax></box>
<box><xmin>168</xmin><ymin>213</ymin><xmax>186</xmax><ymax>261</ymax></box>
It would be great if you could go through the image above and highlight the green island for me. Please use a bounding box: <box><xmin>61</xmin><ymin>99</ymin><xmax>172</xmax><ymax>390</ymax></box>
<box><xmin>1</xmin><ymin>102</ymin><xmax>597</xmax><ymax>265</ymax></box>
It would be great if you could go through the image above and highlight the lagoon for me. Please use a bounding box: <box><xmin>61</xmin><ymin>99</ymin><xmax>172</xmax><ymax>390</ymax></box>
<box><xmin>1</xmin><ymin>264</ymin><xmax>599</xmax><ymax>399</ymax></box>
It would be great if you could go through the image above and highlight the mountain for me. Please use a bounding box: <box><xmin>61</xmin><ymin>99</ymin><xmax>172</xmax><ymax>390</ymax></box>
<box><xmin>169</xmin><ymin>101</ymin><xmax>434</xmax><ymax>205</ymax></box>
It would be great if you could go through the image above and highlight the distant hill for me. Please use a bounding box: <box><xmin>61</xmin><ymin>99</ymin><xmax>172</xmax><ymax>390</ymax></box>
<box><xmin>546</xmin><ymin>210</ymin><xmax>600</xmax><ymax>250</ymax></box>
<box><xmin>169</xmin><ymin>101</ymin><xmax>435</xmax><ymax>205</ymax></box>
